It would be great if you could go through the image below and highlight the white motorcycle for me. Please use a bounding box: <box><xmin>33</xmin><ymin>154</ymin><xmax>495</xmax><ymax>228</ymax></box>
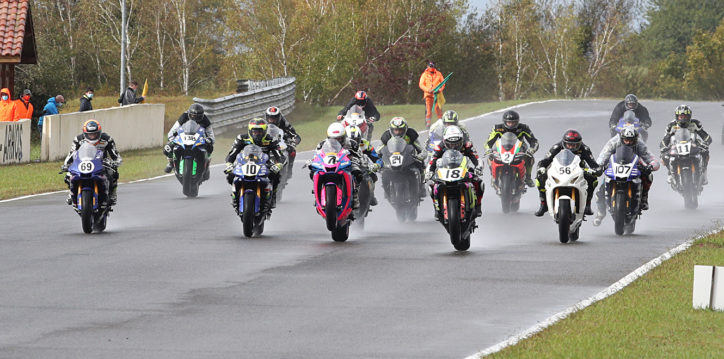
<box><xmin>544</xmin><ymin>149</ymin><xmax>589</xmax><ymax>243</ymax></box>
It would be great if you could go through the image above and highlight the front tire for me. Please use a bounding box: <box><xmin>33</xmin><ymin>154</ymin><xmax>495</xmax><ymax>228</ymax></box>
<box><xmin>81</xmin><ymin>189</ymin><xmax>93</xmax><ymax>234</ymax></box>
<box><xmin>557</xmin><ymin>198</ymin><xmax>571</xmax><ymax>243</ymax></box>
<box><xmin>448</xmin><ymin>198</ymin><xmax>464</xmax><ymax>250</ymax></box>
<box><xmin>500</xmin><ymin>173</ymin><xmax>512</xmax><ymax>213</ymax></box>
<box><xmin>182</xmin><ymin>159</ymin><xmax>197</xmax><ymax>198</ymax></box>
<box><xmin>613</xmin><ymin>191</ymin><xmax>626</xmax><ymax>236</ymax></box>
<box><xmin>325</xmin><ymin>184</ymin><xmax>337</xmax><ymax>232</ymax></box>
<box><xmin>682</xmin><ymin>169</ymin><xmax>698</xmax><ymax>209</ymax></box>
<box><xmin>242</xmin><ymin>191</ymin><xmax>255</xmax><ymax>237</ymax></box>
<box><xmin>331</xmin><ymin>222</ymin><xmax>349</xmax><ymax>242</ymax></box>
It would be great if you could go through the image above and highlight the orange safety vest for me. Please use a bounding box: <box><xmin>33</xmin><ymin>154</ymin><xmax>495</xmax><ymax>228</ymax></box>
<box><xmin>419</xmin><ymin>68</ymin><xmax>445</xmax><ymax>99</ymax></box>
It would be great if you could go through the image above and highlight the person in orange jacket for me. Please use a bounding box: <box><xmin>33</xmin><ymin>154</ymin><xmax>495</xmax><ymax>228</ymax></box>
<box><xmin>419</xmin><ymin>61</ymin><xmax>445</xmax><ymax>128</ymax></box>
<box><xmin>0</xmin><ymin>88</ymin><xmax>17</xmax><ymax>122</ymax></box>
<box><xmin>14</xmin><ymin>89</ymin><xmax>33</xmax><ymax>121</ymax></box>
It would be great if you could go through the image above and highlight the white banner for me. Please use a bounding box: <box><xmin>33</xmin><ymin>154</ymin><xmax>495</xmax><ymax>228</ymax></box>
<box><xmin>0</xmin><ymin>119</ymin><xmax>31</xmax><ymax>165</ymax></box>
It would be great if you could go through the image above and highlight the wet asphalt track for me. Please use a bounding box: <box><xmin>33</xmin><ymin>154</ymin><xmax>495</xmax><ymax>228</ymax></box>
<box><xmin>1</xmin><ymin>100</ymin><xmax>723</xmax><ymax>358</ymax></box>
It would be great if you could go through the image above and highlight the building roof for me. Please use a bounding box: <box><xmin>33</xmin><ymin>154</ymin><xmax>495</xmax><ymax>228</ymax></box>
<box><xmin>0</xmin><ymin>0</ymin><xmax>36</xmax><ymax>63</ymax></box>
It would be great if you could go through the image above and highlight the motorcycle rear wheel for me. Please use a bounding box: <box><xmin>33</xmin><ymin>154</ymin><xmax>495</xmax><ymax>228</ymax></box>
<box><xmin>81</xmin><ymin>189</ymin><xmax>93</xmax><ymax>234</ymax></box>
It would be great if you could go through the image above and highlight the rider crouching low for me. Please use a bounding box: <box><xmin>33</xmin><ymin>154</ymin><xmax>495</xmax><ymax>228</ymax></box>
<box><xmin>379</xmin><ymin>117</ymin><xmax>427</xmax><ymax>198</ymax></box>
<box><xmin>224</xmin><ymin>118</ymin><xmax>284</xmax><ymax>210</ymax></box>
<box><xmin>163</xmin><ymin>103</ymin><xmax>215</xmax><ymax>174</ymax></box>
<box><xmin>485</xmin><ymin>110</ymin><xmax>539</xmax><ymax>187</ymax></box>
<box><xmin>346</xmin><ymin>125</ymin><xmax>383</xmax><ymax>206</ymax></box>
<box><xmin>62</xmin><ymin>119</ymin><xmax>122</xmax><ymax>207</ymax></box>
<box><xmin>534</xmin><ymin>129</ymin><xmax>601</xmax><ymax>217</ymax></box>
<box><xmin>426</xmin><ymin>126</ymin><xmax>484</xmax><ymax>217</ymax></box>
<box><xmin>265</xmin><ymin>106</ymin><xmax>301</xmax><ymax>167</ymax></box>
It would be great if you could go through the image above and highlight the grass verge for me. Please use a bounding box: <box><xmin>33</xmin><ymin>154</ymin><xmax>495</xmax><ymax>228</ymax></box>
<box><xmin>486</xmin><ymin>230</ymin><xmax>724</xmax><ymax>359</ymax></box>
<box><xmin>1</xmin><ymin>100</ymin><xmax>527</xmax><ymax>200</ymax></box>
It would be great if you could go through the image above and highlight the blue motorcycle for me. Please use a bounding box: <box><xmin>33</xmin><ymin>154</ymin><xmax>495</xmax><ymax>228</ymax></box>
<box><xmin>232</xmin><ymin>145</ymin><xmax>272</xmax><ymax>237</ymax></box>
<box><xmin>613</xmin><ymin>110</ymin><xmax>648</xmax><ymax>142</ymax></box>
<box><xmin>172</xmin><ymin>120</ymin><xmax>210</xmax><ymax>197</ymax></box>
<box><xmin>603</xmin><ymin>146</ymin><xmax>643</xmax><ymax>235</ymax></box>
<box><xmin>66</xmin><ymin>142</ymin><xmax>112</xmax><ymax>234</ymax></box>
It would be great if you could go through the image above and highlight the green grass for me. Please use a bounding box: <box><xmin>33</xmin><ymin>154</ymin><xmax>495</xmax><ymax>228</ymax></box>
<box><xmin>1</xmin><ymin>100</ymin><xmax>524</xmax><ymax>200</ymax></box>
<box><xmin>486</xmin><ymin>231</ymin><xmax>724</xmax><ymax>359</ymax></box>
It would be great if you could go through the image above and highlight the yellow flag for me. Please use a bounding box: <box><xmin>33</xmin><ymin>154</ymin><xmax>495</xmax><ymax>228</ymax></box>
<box><xmin>141</xmin><ymin>79</ymin><xmax>148</xmax><ymax>103</ymax></box>
<box><xmin>437</xmin><ymin>91</ymin><xmax>446</xmax><ymax>108</ymax></box>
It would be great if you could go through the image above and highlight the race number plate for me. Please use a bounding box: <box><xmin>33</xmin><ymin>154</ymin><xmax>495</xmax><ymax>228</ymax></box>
<box><xmin>612</xmin><ymin>162</ymin><xmax>633</xmax><ymax>178</ymax></box>
<box><xmin>501</xmin><ymin>152</ymin><xmax>514</xmax><ymax>164</ymax></box>
<box><xmin>183</xmin><ymin>134</ymin><xmax>197</xmax><ymax>144</ymax></box>
<box><xmin>390</xmin><ymin>154</ymin><xmax>403</xmax><ymax>166</ymax></box>
<box><xmin>79</xmin><ymin>160</ymin><xmax>95</xmax><ymax>174</ymax></box>
<box><xmin>437</xmin><ymin>167</ymin><xmax>464</xmax><ymax>181</ymax></box>
<box><xmin>242</xmin><ymin>163</ymin><xmax>260</xmax><ymax>176</ymax></box>
<box><xmin>324</xmin><ymin>154</ymin><xmax>339</xmax><ymax>166</ymax></box>
<box><xmin>675</xmin><ymin>143</ymin><xmax>691</xmax><ymax>155</ymax></box>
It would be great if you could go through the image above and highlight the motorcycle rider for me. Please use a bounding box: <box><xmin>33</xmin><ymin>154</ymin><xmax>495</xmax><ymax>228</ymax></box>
<box><xmin>659</xmin><ymin>104</ymin><xmax>712</xmax><ymax>185</ymax></box>
<box><xmin>310</xmin><ymin>122</ymin><xmax>365</xmax><ymax>210</ymax></box>
<box><xmin>593</xmin><ymin>127</ymin><xmax>660</xmax><ymax>226</ymax></box>
<box><xmin>379</xmin><ymin>117</ymin><xmax>427</xmax><ymax>197</ymax></box>
<box><xmin>62</xmin><ymin>119</ymin><xmax>122</xmax><ymax>206</ymax></box>
<box><xmin>224</xmin><ymin>118</ymin><xmax>284</xmax><ymax>210</ymax></box>
<box><xmin>265</xmin><ymin>106</ymin><xmax>302</xmax><ymax>166</ymax></box>
<box><xmin>336</xmin><ymin>91</ymin><xmax>381</xmax><ymax>140</ymax></box>
<box><xmin>534</xmin><ymin>129</ymin><xmax>601</xmax><ymax>217</ymax></box>
<box><xmin>346</xmin><ymin>125</ymin><xmax>383</xmax><ymax>206</ymax></box>
<box><xmin>485</xmin><ymin>110</ymin><xmax>539</xmax><ymax>187</ymax></box>
<box><xmin>426</xmin><ymin>110</ymin><xmax>471</xmax><ymax>151</ymax></box>
<box><xmin>163</xmin><ymin>103</ymin><xmax>215</xmax><ymax>174</ymax></box>
<box><xmin>426</xmin><ymin>125</ymin><xmax>484</xmax><ymax>217</ymax></box>
<box><xmin>609</xmin><ymin>94</ymin><xmax>652</xmax><ymax>136</ymax></box>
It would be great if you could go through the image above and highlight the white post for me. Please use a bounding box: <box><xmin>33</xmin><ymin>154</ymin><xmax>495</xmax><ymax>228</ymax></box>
<box><xmin>712</xmin><ymin>266</ymin><xmax>724</xmax><ymax>311</ymax></box>
<box><xmin>693</xmin><ymin>265</ymin><xmax>714</xmax><ymax>309</ymax></box>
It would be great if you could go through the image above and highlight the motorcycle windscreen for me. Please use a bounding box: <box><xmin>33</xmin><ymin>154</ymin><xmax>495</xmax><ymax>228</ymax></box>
<box><xmin>614</xmin><ymin>145</ymin><xmax>636</xmax><ymax>164</ymax></box>
<box><xmin>237</xmin><ymin>144</ymin><xmax>265</xmax><ymax>164</ymax></box>
<box><xmin>386</xmin><ymin>136</ymin><xmax>408</xmax><ymax>154</ymax></box>
<box><xmin>321</xmin><ymin>139</ymin><xmax>343</xmax><ymax>155</ymax></box>
<box><xmin>181</xmin><ymin>120</ymin><xmax>201</xmax><ymax>134</ymax></box>
<box><xmin>76</xmin><ymin>142</ymin><xmax>101</xmax><ymax>161</ymax></box>
<box><xmin>440</xmin><ymin>149</ymin><xmax>464</xmax><ymax>168</ymax></box>
<box><xmin>554</xmin><ymin>149</ymin><xmax>577</xmax><ymax>167</ymax></box>
<box><xmin>267</xmin><ymin>124</ymin><xmax>283</xmax><ymax>141</ymax></box>
<box><xmin>674</xmin><ymin>128</ymin><xmax>693</xmax><ymax>143</ymax></box>
<box><xmin>498</xmin><ymin>132</ymin><xmax>518</xmax><ymax>151</ymax></box>
<box><xmin>345</xmin><ymin>105</ymin><xmax>366</xmax><ymax>119</ymax></box>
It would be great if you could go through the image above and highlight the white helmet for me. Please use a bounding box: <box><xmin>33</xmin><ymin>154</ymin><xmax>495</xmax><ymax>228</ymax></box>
<box><xmin>327</xmin><ymin>122</ymin><xmax>346</xmax><ymax>142</ymax></box>
<box><xmin>620</xmin><ymin>126</ymin><xmax>638</xmax><ymax>146</ymax></box>
<box><xmin>442</xmin><ymin>125</ymin><xmax>464</xmax><ymax>150</ymax></box>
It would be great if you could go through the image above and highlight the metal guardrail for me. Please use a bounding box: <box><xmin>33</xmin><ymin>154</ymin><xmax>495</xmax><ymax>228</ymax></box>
<box><xmin>193</xmin><ymin>77</ymin><xmax>296</xmax><ymax>133</ymax></box>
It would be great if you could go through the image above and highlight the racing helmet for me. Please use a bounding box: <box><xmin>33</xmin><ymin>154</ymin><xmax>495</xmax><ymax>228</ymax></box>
<box><xmin>442</xmin><ymin>110</ymin><xmax>459</xmax><ymax>126</ymax></box>
<box><xmin>442</xmin><ymin>126</ymin><xmax>464</xmax><ymax>151</ymax></box>
<box><xmin>188</xmin><ymin>103</ymin><xmax>204</xmax><ymax>122</ymax></box>
<box><xmin>624</xmin><ymin>94</ymin><xmax>638</xmax><ymax>110</ymax></box>
<box><xmin>327</xmin><ymin>122</ymin><xmax>346</xmax><ymax>143</ymax></box>
<box><xmin>346</xmin><ymin>125</ymin><xmax>363</xmax><ymax>147</ymax></box>
<box><xmin>83</xmin><ymin>119</ymin><xmax>101</xmax><ymax>142</ymax></box>
<box><xmin>562</xmin><ymin>129</ymin><xmax>582</xmax><ymax>151</ymax></box>
<box><xmin>265</xmin><ymin>106</ymin><xmax>281</xmax><ymax>124</ymax></box>
<box><xmin>674</xmin><ymin>104</ymin><xmax>692</xmax><ymax>126</ymax></box>
<box><xmin>354</xmin><ymin>91</ymin><xmax>367</xmax><ymax>106</ymax></box>
<box><xmin>502</xmin><ymin>110</ymin><xmax>520</xmax><ymax>130</ymax></box>
<box><xmin>248</xmin><ymin>118</ymin><xmax>268</xmax><ymax>143</ymax></box>
<box><xmin>389</xmin><ymin>117</ymin><xmax>408</xmax><ymax>138</ymax></box>
<box><xmin>620</xmin><ymin>126</ymin><xmax>638</xmax><ymax>147</ymax></box>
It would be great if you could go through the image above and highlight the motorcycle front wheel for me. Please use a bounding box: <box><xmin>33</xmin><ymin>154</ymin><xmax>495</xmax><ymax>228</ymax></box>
<box><xmin>242</xmin><ymin>191</ymin><xmax>255</xmax><ymax>237</ymax></box>
<box><xmin>557</xmin><ymin>198</ymin><xmax>571</xmax><ymax>243</ymax></box>
<box><xmin>613</xmin><ymin>191</ymin><xmax>626</xmax><ymax>236</ymax></box>
<box><xmin>81</xmin><ymin>189</ymin><xmax>93</xmax><ymax>234</ymax></box>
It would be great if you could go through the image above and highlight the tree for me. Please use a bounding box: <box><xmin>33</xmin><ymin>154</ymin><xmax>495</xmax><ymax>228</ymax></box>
<box><xmin>684</xmin><ymin>19</ymin><xmax>724</xmax><ymax>99</ymax></box>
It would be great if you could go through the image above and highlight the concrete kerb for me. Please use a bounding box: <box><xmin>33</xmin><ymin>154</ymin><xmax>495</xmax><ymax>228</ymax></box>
<box><xmin>465</xmin><ymin>225</ymin><xmax>724</xmax><ymax>359</ymax></box>
<box><xmin>0</xmin><ymin>100</ymin><xmax>558</xmax><ymax>203</ymax></box>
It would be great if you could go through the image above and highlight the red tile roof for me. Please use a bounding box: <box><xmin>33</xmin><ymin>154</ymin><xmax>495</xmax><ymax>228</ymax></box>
<box><xmin>0</xmin><ymin>0</ymin><xmax>29</xmax><ymax>58</ymax></box>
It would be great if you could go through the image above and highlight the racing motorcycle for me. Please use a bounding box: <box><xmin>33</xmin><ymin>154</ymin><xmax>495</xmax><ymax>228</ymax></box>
<box><xmin>665</xmin><ymin>128</ymin><xmax>704</xmax><ymax>209</ymax></box>
<box><xmin>170</xmin><ymin>120</ymin><xmax>210</xmax><ymax>197</ymax></box>
<box><xmin>64</xmin><ymin>142</ymin><xmax>113</xmax><ymax>234</ymax></box>
<box><xmin>612</xmin><ymin>110</ymin><xmax>648</xmax><ymax>142</ymax></box>
<box><xmin>425</xmin><ymin>125</ymin><xmax>444</xmax><ymax>164</ymax></box>
<box><xmin>267</xmin><ymin>123</ymin><xmax>290</xmax><ymax>201</ymax></box>
<box><xmin>232</xmin><ymin>145</ymin><xmax>272</xmax><ymax>237</ymax></box>
<box><xmin>430</xmin><ymin>150</ymin><xmax>479</xmax><ymax>251</ymax></box>
<box><xmin>488</xmin><ymin>132</ymin><xmax>527</xmax><ymax>213</ymax></box>
<box><xmin>341</xmin><ymin>105</ymin><xmax>370</xmax><ymax>139</ymax></box>
<box><xmin>544</xmin><ymin>149</ymin><xmax>588</xmax><ymax>243</ymax></box>
<box><xmin>602</xmin><ymin>146</ymin><xmax>643</xmax><ymax>235</ymax></box>
<box><xmin>380</xmin><ymin>136</ymin><xmax>422</xmax><ymax>222</ymax></box>
<box><xmin>309</xmin><ymin>139</ymin><xmax>356</xmax><ymax>242</ymax></box>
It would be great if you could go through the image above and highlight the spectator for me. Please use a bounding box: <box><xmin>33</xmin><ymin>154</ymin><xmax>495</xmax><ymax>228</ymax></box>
<box><xmin>38</xmin><ymin>95</ymin><xmax>65</xmax><ymax>133</ymax></box>
<box><xmin>14</xmin><ymin>89</ymin><xmax>33</xmax><ymax>121</ymax></box>
<box><xmin>79</xmin><ymin>87</ymin><xmax>94</xmax><ymax>112</ymax></box>
<box><xmin>118</xmin><ymin>81</ymin><xmax>144</xmax><ymax>106</ymax></box>
<box><xmin>0</xmin><ymin>88</ymin><xmax>17</xmax><ymax>122</ymax></box>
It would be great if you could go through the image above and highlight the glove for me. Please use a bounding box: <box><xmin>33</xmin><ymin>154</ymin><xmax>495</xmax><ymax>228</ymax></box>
<box><xmin>537</xmin><ymin>167</ymin><xmax>547</xmax><ymax>175</ymax></box>
<box><xmin>270</xmin><ymin>163</ymin><xmax>283</xmax><ymax>173</ymax></box>
<box><xmin>526</xmin><ymin>148</ymin><xmax>536</xmax><ymax>157</ymax></box>
<box><xmin>643</xmin><ymin>164</ymin><xmax>653</xmax><ymax>172</ymax></box>
<box><xmin>59</xmin><ymin>165</ymin><xmax>69</xmax><ymax>174</ymax></box>
<box><xmin>424</xmin><ymin>171</ymin><xmax>433</xmax><ymax>181</ymax></box>
<box><xmin>370</xmin><ymin>163</ymin><xmax>381</xmax><ymax>173</ymax></box>
<box><xmin>224</xmin><ymin>162</ymin><xmax>234</xmax><ymax>174</ymax></box>
<box><xmin>474</xmin><ymin>166</ymin><xmax>484</xmax><ymax>177</ymax></box>
<box><xmin>337</xmin><ymin>115</ymin><xmax>344</xmax><ymax>121</ymax></box>
<box><xmin>367</xmin><ymin>117</ymin><xmax>376</xmax><ymax>124</ymax></box>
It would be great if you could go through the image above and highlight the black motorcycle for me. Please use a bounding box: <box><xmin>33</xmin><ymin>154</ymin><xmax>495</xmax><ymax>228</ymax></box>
<box><xmin>380</xmin><ymin>136</ymin><xmax>423</xmax><ymax>222</ymax></box>
<box><xmin>171</xmin><ymin>120</ymin><xmax>211</xmax><ymax>197</ymax></box>
<box><xmin>666</xmin><ymin>128</ymin><xmax>704</xmax><ymax>209</ymax></box>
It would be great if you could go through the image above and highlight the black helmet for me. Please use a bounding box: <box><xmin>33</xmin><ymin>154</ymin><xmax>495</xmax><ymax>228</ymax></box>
<box><xmin>83</xmin><ymin>119</ymin><xmax>101</xmax><ymax>142</ymax></box>
<box><xmin>502</xmin><ymin>110</ymin><xmax>520</xmax><ymax>130</ymax></box>
<box><xmin>389</xmin><ymin>117</ymin><xmax>408</xmax><ymax>138</ymax></box>
<box><xmin>624</xmin><ymin>94</ymin><xmax>638</xmax><ymax>110</ymax></box>
<box><xmin>562</xmin><ymin>129</ymin><xmax>582</xmax><ymax>151</ymax></box>
<box><xmin>188</xmin><ymin>103</ymin><xmax>204</xmax><ymax>122</ymax></box>
<box><xmin>620</xmin><ymin>127</ymin><xmax>638</xmax><ymax>147</ymax></box>
<box><xmin>248</xmin><ymin>118</ymin><xmax>268</xmax><ymax>144</ymax></box>
<box><xmin>674</xmin><ymin>104</ymin><xmax>692</xmax><ymax>126</ymax></box>
<box><xmin>442</xmin><ymin>110</ymin><xmax>459</xmax><ymax>126</ymax></box>
<box><xmin>265</xmin><ymin>106</ymin><xmax>281</xmax><ymax>124</ymax></box>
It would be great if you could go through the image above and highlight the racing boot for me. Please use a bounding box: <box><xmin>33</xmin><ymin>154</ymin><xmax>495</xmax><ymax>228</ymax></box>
<box><xmin>534</xmin><ymin>200</ymin><xmax>548</xmax><ymax>217</ymax></box>
<box><xmin>164</xmin><ymin>159</ymin><xmax>174</xmax><ymax>174</ymax></box>
<box><xmin>585</xmin><ymin>188</ymin><xmax>595</xmax><ymax>215</ymax></box>
<box><xmin>640</xmin><ymin>190</ymin><xmax>650</xmax><ymax>211</ymax></box>
<box><xmin>525</xmin><ymin>175</ymin><xmax>535</xmax><ymax>188</ymax></box>
<box><xmin>592</xmin><ymin>211</ymin><xmax>605</xmax><ymax>226</ymax></box>
<box><xmin>66</xmin><ymin>192</ymin><xmax>73</xmax><ymax>205</ymax></box>
<box><xmin>231</xmin><ymin>192</ymin><xmax>239</xmax><ymax>211</ymax></box>
<box><xmin>701</xmin><ymin>166</ymin><xmax>708</xmax><ymax>186</ymax></box>
<box><xmin>369</xmin><ymin>191</ymin><xmax>378</xmax><ymax>206</ymax></box>
<box><xmin>425</xmin><ymin>118</ymin><xmax>431</xmax><ymax>129</ymax></box>
<box><xmin>108</xmin><ymin>186</ymin><xmax>117</xmax><ymax>206</ymax></box>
